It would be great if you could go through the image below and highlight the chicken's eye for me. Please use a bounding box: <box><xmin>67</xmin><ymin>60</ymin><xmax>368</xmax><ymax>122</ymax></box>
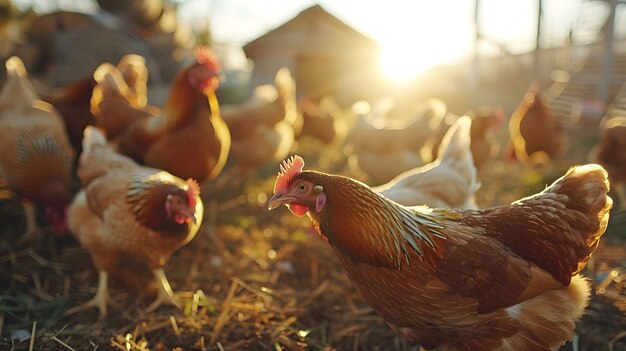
<box><xmin>296</xmin><ymin>182</ymin><xmax>308</xmax><ymax>193</ymax></box>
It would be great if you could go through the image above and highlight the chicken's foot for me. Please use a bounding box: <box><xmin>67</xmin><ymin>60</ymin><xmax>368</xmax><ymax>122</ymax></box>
<box><xmin>65</xmin><ymin>270</ymin><xmax>114</xmax><ymax>320</ymax></box>
<box><xmin>144</xmin><ymin>268</ymin><xmax>180</xmax><ymax>313</ymax></box>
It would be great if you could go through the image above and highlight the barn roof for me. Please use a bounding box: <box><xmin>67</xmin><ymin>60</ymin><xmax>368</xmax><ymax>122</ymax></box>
<box><xmin>243</xmin><ymin>4</ymin><xmax>380</xmax><ymax>57</ymax></box>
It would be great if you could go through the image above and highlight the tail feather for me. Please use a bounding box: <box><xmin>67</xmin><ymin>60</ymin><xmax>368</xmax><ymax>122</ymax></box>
<box><xmin>93</xmin><ymin>63</ymin><xmax>129</xmax><ymax>96</ymax></box>
<box><xmin>497</xmin><ymin>164</ymin><xmax>613</xmax><ymax>285</ymax></box>
<box><xmin>116</xmin><ymin>54</ymin><xmax>148</xmax><ymax>107</ymax></box>
<box><xmin>5</xmin><ymin>56</ymin><xmax>26</xmax><ymax>78</ymax></box>
<box><xmin>371</xmin><ymin>116</ymin><xmax>480</xmax><ymax>209</ymax></box>
<box><xmin>437</xmin><ymin>116</ymin><xmax>472</xmax><ymax>162</ymax></box>
<box><xmin>547</xmin><ymin>165</ymin><xmax>612</xmax><ymax>272</ymax></box>
<box><xmin>437</xmin><ymin>116</ymin><xmax>480</xmax><ymax>202</ymax></box>
<box><xmin>1</xmin><ymin>56</ymin><xmax>38</xmax><ymax>103</ymax></box>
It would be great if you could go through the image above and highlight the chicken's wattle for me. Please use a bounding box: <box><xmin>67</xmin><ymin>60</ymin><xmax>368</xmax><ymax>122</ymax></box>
<box><xmin>174</xmin><ymin>214</ymin><xmax>190</xmax><ymax>224</ymax></box>
<box><xmin>288</xmin><ymin>203</ymin><xmax>309</xmax><ymax>217</ymax></box>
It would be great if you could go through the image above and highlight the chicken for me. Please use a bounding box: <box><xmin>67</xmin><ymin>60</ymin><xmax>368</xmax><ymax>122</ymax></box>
<box><xmin>505</xmin><ymin>83</ymin><xmax>567</xmax><ymax>166</ymax></box>
<box><xmin>347</xmin><ymin>98</ymin><xmax>447</xmax><ymax>185</ymax></box>
<box><xmin>423</xmin><ymin>107</ymin><xmax>505</xmax><ymax>171</ymax></box>
<box><xmin>66</xmin><ymin>126</ymin><xmax>203</xmax><ymax>318</ymax></box>
<box><xmin>373</xmin><ymin>116</ymin><xmax>479</xmax><ymax>209</ymax></box>
<box><xmin>268</xmin><ymin>155</ymin><xmax>612</xmax><ymax>351</ymax></box>
<box><xmin>467</xmin><ymin>107</ymin><xmax>506</xmax><ymax>169</ymax></box>
<box><xmin>35</xmin><ymin>53</ymin><xmax>149</xmax><ymax>154</ymax></box>
<box><xmin>91</xmin><ymin>47</ymin><xmax>230</xmax><ymax>183</ymax></box>
<box><xmin>221</xmin><ymin>67</ymin><xmax>301</xmax><ymax>172</ymax></box>
<box><xmin>297</xmin><ymin>95</ymin><xmax>349</xmax><ymax>147</ymax></box>
<box><xmin>591</xmin><ymin>116</ymin><xmax>626</xmax><ymax>209</ymax></box>
<box><xmin>0</xmin><ymin>56</ymin><xmax>75</xmax><ymax>238</ymax></box>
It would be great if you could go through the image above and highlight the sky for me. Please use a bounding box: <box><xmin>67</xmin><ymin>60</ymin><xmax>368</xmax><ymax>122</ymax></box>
<box><xmin>12</xmin><ymin>0</ymin><xmax>623</xmax><ymax>80</ymax></box>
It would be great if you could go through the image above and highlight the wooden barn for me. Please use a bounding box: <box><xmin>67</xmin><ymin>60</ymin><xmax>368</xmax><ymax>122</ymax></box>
<box><xmin>243</xmin><ymin>4</ymin><xmax>382</xmax><ymax>104</ymax></box>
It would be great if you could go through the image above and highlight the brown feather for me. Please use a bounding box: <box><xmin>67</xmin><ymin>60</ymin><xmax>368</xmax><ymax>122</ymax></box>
<box><xmin>299</xmin><ymin>171</ymin><xmax>447</xmax><ymax>270</ymax></box>
<box><xmin>14</xmin><ymin>132</ymin><xmax>74</xmax><ymax>206</ymax></box>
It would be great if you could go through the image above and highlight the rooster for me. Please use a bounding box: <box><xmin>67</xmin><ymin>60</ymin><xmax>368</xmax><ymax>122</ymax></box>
<box><xmin>268</xmin><ymin>155</ymin><xmax>612</xmax><ymax>351</ymax></box>
<box><xmin>91</xmin><ymin>47</ymin><xmax>230</xmax><ymax>183</ymax></box>
<box><xmin>0</xmin><ymin>56</ymin><xmax>75</xmax><ymax>238</ymax></box>
<box><xmin>373</xmin><ymin>116</ymin><xmax>479</xmax><ymax>209</ymax></box>
<box><xmin>66</xmin><ymin>126</ymin><xmax>203</xmax><ymax>318</ymax></box>
<box><xmin>505</xmin><ymin>83</ymin><xmax>567</xmax><ymax>166</ymax></box>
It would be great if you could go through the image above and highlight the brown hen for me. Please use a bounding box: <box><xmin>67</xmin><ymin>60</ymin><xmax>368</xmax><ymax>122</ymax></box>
<box><xmin>269</xmin><ymin>155</ymin><xmax>611</xmax><ymax>351</ymax></box>
<box><xmin>0</xmin><ymin>56</ymin><xmax>75</xmax><ymax>238</ymax></box>
<box><xmin>91</xmin><ymin>47</ymin><xmax>230</xmax><ymax>183</ymax></box>
<box><xmin>66</xmin><ymin>126</ymin><xmax>203</xmax><ymax>318</ymax></box>
<box><xmin>505</xmin><ymin>83</ymin><xmax>567</xmax><ymax>166</ymax></box>
<box><xmin>297</xmin><ymin>95</ymin><xmax>349</xmax><ymax>147</ymax></box>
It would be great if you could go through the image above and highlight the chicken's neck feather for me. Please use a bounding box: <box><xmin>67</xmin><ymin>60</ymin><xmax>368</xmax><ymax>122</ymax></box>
<box><xmin>126</xmin><ymin>173</ymin><xmax>192</xmax><ymax>235</ymax></box>
<box><xmin>147</xmin><ymin>69</ymin><xmax>208</xmax><ymax>134</ymax></box>
<box><xmin>301</xmin><ymin>171</ymin><xmax>448</xmax><ymax>270</ymax></box>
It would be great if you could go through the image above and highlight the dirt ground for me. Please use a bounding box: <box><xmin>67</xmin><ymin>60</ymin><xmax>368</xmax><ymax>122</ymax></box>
<box><xmin>1</xmin><ymin>128</ymin><xmax>625</xmax><ymax>351</ymax></box>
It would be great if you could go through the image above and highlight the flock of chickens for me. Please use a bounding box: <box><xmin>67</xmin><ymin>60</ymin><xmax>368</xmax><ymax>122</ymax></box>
<box><xmin>0</xmin><ymin>42</ymin><xmax>624</xmax><ymax>351</ymax></box>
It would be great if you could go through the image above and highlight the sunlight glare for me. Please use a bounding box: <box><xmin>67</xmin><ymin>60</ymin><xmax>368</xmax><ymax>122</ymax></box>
<box><xmin>376</xmin><ymin>2</ymin><xmax>473</xmax><ymax>82</ymax></box>
<box><xmin>381</xmin><ymin>30</ymin><xmax>468</xmax><ymax>82</ymax></box>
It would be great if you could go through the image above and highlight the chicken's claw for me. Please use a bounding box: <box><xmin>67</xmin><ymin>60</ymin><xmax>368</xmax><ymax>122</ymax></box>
<box><xmin>143</xmin><ymin>268</ymin><xmax>180</xmax><ymax>313</ymax></box>
<box><xmin>65</xmin><ymin>271</ymin><xmax>114</xmax><ymax>320</ymax></box>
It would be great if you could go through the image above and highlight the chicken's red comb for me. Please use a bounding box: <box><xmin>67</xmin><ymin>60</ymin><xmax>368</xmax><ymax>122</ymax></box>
<box><xmin>273</xmin><ymin>155</ymin><xmax>305</xmax><ymax>194</ymax></box>
<box><xmin>194</xmin><ymin>46</ymin><xmax>220</xmax><ymax>73</ymax></box>
<box><xmin>186</xmin><ymin>178</ymin><xmax>201</xmax><ymax>209</ymax></box>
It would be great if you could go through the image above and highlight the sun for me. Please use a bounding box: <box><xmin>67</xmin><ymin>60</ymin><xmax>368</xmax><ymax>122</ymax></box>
<box><xmin>373</xmin><ymin>3</ymin><xmax>474</xmax><ymax>83</ymax></box>
<box><xmin>380</xmin><ymin>31</ymin><xmax>471</xmax><ymax>83</ymax></box>
<box><xmin>381</xmin><ymin>42</ymin><xmax>436</xmax><ymax>82</ymax></box>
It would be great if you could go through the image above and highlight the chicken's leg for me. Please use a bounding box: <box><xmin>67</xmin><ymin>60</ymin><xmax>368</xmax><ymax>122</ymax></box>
<box><xmin>144</xmin><ymin>268</ymin><xmax>180</xmax><ymax>313</ymax></box>
<box><xmin>65</xmin><ymin>270</ymin><xmax>113</xmax><ymax>319</ymax></box>
<box><xmin>20</xmin><ymin>200</ymin><xmax>39</xmax><ymax>240</ymax></box>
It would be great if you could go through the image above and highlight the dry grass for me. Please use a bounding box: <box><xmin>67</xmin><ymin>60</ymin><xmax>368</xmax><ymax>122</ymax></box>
<box><xmin>1</xmin><ymin>133</ymin><xmax>625</xmax><ymax>351</ymax></box>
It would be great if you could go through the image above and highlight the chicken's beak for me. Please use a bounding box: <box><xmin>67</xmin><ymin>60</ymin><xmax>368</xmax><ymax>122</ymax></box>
<box><xmin>179</xmin><ymin>207</ymin><xmax>197</xmax><ymax>224</ymax></box>
<box><xmin>267</xmin><ymin>193</ymin><xmax>294</xmax><ymax>210</ymax></box>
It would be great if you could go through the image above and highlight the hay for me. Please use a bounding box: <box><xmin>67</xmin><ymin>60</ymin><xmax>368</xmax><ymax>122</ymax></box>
<box><xmin>0</xmin><ymin>135</ymin><xmax>625</xmax><ymax>351</ymax></box>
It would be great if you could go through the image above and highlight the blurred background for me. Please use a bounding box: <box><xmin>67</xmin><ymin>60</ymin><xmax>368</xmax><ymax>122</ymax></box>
<box><xmin>3</xmin><ymin>0</ymin><xmax>626</xmax><ymax>116</ymax></box>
